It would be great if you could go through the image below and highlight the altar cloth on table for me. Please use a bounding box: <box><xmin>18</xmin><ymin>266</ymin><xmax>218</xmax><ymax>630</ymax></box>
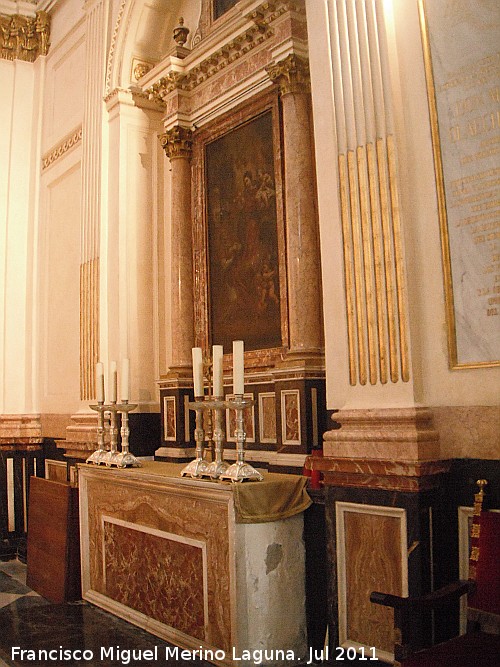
<box><xmin>97</xmin><ymin>460</ymin><xmax>312</xmax><ymax>523</ymax></box>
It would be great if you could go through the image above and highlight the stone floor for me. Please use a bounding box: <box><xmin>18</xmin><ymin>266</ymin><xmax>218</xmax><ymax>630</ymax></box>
<box><xmin>0</xmin><ymin>559</ymin><xmax>385</xmax><ymax>666</ymax></box>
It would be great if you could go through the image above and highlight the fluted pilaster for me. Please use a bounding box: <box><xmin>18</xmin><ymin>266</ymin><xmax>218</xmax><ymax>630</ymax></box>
<box><xmin>80</xmin><ymin>0</ymin><xmax>109</xmax><ymax>400</ymax></box>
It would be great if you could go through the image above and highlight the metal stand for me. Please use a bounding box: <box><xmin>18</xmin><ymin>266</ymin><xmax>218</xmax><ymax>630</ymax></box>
<box><xmin>180</xmin><ymin>399</ymin><xmax>211</xmax><ymax>477</ymax></box>
<box><xmin>219</xmin><ymin>395</ymin><xmax>263</xmax><ymax>482</ymax></box>
<box><xmin>113</xmin><ymin>402</ymin><xmax>141</xmax><ymax>467</ymax></box>
<box><xmin>87</xmin><ymin>402</ymin><xmax>141</xmax><ymax>468</ymax></box>
<box><xmin>86</xmin><ymin>402</ymin><xmax>107</xmax><ymax>465</ymax></box>
<box><xmin>206</xmin><ymin>399</ymin><xmax>231</xmax><ymax>479</ymax></box>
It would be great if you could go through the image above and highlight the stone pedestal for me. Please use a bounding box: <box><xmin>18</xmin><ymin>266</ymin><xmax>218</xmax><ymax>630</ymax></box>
<box><xmin>306</xmin><ymin>407</ymin><xmax>451</xmax><ymax>662</ymax></box>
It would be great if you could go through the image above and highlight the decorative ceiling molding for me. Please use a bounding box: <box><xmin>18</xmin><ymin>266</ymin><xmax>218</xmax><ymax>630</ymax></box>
<box><xmin>145</xmin><ymin>0</ymin><xmax>306</xmax><ymax>106</ymax></box>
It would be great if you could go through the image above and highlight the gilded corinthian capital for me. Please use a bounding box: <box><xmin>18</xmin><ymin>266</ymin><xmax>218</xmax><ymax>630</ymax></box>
<box><xmin>266</xmin><ymin>54</ymin><xmax>310</xmax><ymax>95</ymax></box>
<box><xmin>160</xmin><ymin>126</ymin><xmax>193</xmax><ymax>159</ymax></box>
<box><xmin>0</xmin><ymin>11</ymin><xmax>50</xmax><ymax>62</ymax></box>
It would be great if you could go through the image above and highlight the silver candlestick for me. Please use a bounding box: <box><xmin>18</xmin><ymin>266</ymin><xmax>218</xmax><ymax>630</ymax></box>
<box><xmin>180</xmin><ymin>399</ymin><xmax>211</xmax><ymax>478</ymax></box>
<box><xmin>87</xmin><ymin>402</ymin><xmax>108</xmax><ymax>464</ymax></box>
<box><xmin>219</xmin><ymin>395</ymin><xmax>263</xmax><ymax>482</ymax></box>
<box><xmin>104</xmin><ymin>402</ymin><xmax>120</xmax><ymax>466</ymax></box>
<box><xmin>206</xmin><ymin>398</ymin><xmax>230</xmax><ymax>479</ymax></box>
<box><xmin>114</xmin><ymin>401</ymin><xmax>141</xmax><ymax>467</ymax></box>
<box><xmin>86</xmin><ymin>401</ymin><xmax>141</xmax><ymax>468</ymax></box>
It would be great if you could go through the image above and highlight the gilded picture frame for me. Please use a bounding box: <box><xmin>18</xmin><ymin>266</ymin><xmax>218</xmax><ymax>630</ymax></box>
<box><xmin>419</xmin><ymin>0</ymin><xmax>500</xmax><ymax>368</ymax></box>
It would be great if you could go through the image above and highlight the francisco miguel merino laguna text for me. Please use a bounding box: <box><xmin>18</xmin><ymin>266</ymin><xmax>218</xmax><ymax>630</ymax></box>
<box><xmin>11</xmin><ymin>645</ymin><xmax>301</xmax><ymax>665</ymax></box>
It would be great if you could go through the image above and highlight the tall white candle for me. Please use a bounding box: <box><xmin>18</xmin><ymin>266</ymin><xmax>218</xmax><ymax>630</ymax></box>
<box><xmin>232</xmin><ymin>340</ymin><xmax>244</xmax><ymax>395</ymax></box>
<box><xmin>96</xmin><ymin>362</ymin><xmax>105</xmax><ymax>403</ymax></box>
<box><xmin>121</xmin><ymin>358</ymin><xmax>130</xmax><ymax>402</ymax></box>
<box><xmin>212</xmin><ymin>345</ymin><xmax>224</xmax><ymax>397</ymax></box>
<box><xmin>192</xmin><ymin>347</ymin><xmax>204</xmax><ymax>397</ymax></box>
<box><xmin>109</xmin><ymin>360</ymin><xmax>117</xmax><ymax>403</ymax></box>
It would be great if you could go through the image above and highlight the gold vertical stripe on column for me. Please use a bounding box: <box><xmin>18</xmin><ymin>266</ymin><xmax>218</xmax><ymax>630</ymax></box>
<box><xmin>376</xmin><ymin>137</ymin><xmax>399</xmax><ymax>383</ymax></box>
<box><xmin>387</xmin><ymin>135</ymin><xmax>410</xmax><ymax>382</ymax></box>
<box><xmin>367</xmin><ymin>142</ymin><xmax>388</xmax><ymax>384</ymax></box>
<box><xmin>338</xmin><ymin>153</ymin><xmax>358</xmax><ymax>386</ymax></box>
<box><xmin>90</xmin><ymin>257</ymin><xmax>99</xmax><ymax>398</ymax></box>
<box><xmin>80</xmin><ymin>264</ymin><xmax>87</xmax><ymax>399</ymax></box>
<box><xmin>80</xmin><ymin>258</ymin><xmax>100</xmax><ymax>400</ymax></box>
<box><xmin>347</xmin><ymin>150</ymin><xmax>368</xmax><ymax>386</ymax></box>
<box><xmin>357</xmin><ymin>145</ymin><xmax>378</xmax><ymax>385</ymax></box>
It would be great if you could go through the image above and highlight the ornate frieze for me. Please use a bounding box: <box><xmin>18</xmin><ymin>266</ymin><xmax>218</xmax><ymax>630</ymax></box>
<box><xmin>159</xmin><ymin>126</ymin><xmax>193</xmax><ymax>159</ymax></box>
<box><xmin>0</xmin><ymin>11</ymin><xmax>50</xmax><ymax>62</ymax></box>
<box><xmin>266</xmin><ymin>53</ymin><xmax>310</xmax><ymax>95</ymax></box>
<box><xmin>41</xmin><ymin>126</ymin><xmax>83</xmax><ymax>172</ymax></box>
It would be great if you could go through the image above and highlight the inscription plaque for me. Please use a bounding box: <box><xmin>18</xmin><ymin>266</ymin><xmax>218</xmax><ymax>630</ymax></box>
<box><xmin>420</xmin><ymin>0</ymin><xmax>500</xmax><ymax>367</ymax></box>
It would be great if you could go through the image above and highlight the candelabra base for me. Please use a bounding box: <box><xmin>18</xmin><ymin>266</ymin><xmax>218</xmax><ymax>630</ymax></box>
<box><xmin>180</xmin><ymin>458</ymin><xmax>211</xmax><ymax>478</ymax></box>
<box><xmin>86</xmin><ymin>449</ymin><xmax>108</xmax><ymax>465</ymax></box>
<box><xmin>111</xmin><ymin>452</ymin><xmax>142</xmax><ymax>468</ymax></box>
<box><xmin>219</xmin><ymin>461</ymin><xmax>264</xmax><ymax>483</ymax></box>
<box><xmin>206</xmin><ymin>459</ymin><xmax>231</xmax><ymax>479</ymax></box>
<box><xmin>102</xmin><ymin>450</ymin><xmax>121</xmax><ymax>467</ymax></box>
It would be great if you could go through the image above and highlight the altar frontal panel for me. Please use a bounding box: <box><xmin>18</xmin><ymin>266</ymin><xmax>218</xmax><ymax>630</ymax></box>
<box><xmin>79</xmin><ymin>470</ymin><xmax>233</xmax><ymax>653</ymax></box>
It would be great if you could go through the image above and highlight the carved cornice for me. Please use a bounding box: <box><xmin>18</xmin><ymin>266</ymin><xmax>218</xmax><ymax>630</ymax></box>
<box><xmin>0</xmin><ymin>11</ymin><xmax>50</xmax><ymax>62</ymax></box>
<box><xmin>41</xmin><ymin>126</ymin><xmax>82</xmax><ymax>171</ymax></box>
<box><xmin>147</xmin><ymin>0</ymin><xmax>302</xmax><ymax>105</ymax></box>
<box><xmin>266</xmin><ymin>53</ymin><xmax>310</xmax><ymax>95</ymax></box>
<box><xmin>148</xmin><ymin>23</ymin><xmax>273</xmax><ymax>105</ymax></box>
<box><xmin>160</xmin><ymin>126</ymin><xmax>193</xmax><ymax>159</ymax></box>
<box><xmin>244</xmin><ymin>1</ymin><xmax>305</xmax><ymax>28</ymax></box>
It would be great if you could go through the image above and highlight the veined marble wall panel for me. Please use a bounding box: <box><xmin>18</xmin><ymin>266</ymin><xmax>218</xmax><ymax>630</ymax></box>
<box><xmin>39</xmin><ymin>157</ymin><xmax>81</xmax><ymax>412</ymax></box>
<box><xmin>42</xmin><ymin>18</ymin><xmax>85</xmax><ymax>152</ymax></box>
<box><xmin>103</xmin><ymin>517</ymin><xmax>207</xmax><ymax>640</ymax></box>
<box><xmin>432</xmin><ymin>405</ymin><xmax>500</xmax><ymax>460</ymax></box>
<box><xmin>336</xmin><ymin>502</ymin><xmax>407</xmax><ymax>662</ymax></box>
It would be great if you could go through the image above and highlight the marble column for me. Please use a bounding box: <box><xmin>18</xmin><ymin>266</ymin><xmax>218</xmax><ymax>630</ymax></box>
<box><xmin>160</xmin><ymin>126</ymin><xmax>195</xmax><ymax>374</ymax></box>
<box><xmin>267</xmin><ymin>55</ymin><xmax>323</xmax><ymax>359</ymax></box>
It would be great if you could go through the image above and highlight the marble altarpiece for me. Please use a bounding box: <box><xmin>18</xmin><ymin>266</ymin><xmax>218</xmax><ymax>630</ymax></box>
<box><xmin>142</xmin><ymin>0</ymin><xmax>328</xmax><ymax>471</ymax></box>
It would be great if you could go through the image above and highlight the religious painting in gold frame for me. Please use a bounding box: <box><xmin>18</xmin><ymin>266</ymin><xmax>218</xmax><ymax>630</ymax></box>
<box><xmin>192</xmin><ymin>92</ymin><xmax>288</xmax><ymax>364</ymax></box>
<box><xmin>418</xmin><ymin>0</ymin><xmax>500</xmax><ymax>368</ymax></box>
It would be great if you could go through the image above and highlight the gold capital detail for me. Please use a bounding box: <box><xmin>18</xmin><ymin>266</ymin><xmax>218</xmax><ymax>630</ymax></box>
<box><xmin>266</xmin><ymin>54</ymin><xmax>310</xmax><ymax>96</ymax></box>
<box><xmin>160</xmin><ymin>126</ymin><xmax>193</xmax><ymax>159</ymax></box>
<box><xmin>0</xmin><ymin>11</ymin><xmax>50</xmax><ymax>62</ymax></box>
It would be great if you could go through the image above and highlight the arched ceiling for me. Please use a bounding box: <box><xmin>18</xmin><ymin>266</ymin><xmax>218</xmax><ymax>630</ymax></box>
<box><xmin>106</xmin><ymin>0</ymin><xmax>201</xmax><ymax>95</ymax></box>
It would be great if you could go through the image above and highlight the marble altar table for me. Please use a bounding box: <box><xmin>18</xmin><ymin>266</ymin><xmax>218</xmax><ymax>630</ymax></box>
<box><xmin>78</xmin><ymin>462</ymin><xmax>311</xmax><ymax>666</ymax></box>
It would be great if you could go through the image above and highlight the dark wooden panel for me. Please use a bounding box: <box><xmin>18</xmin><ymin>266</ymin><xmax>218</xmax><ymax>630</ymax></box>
<box><xmin>26</xmin><ymin>476</ymin><xmax>81</xmax><ymax>602</ymax></box>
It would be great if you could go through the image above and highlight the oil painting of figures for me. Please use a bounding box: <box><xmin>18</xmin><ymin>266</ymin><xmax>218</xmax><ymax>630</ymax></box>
<box><xmin>206</xmin><ymin>111</ymin><xmax>282</xmax><ymax>352</ymax></box>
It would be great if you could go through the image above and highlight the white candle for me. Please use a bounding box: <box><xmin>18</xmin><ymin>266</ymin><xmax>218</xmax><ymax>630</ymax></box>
<box><xmin>109</xmin><ymin>360</ymin><xmax>117</xmax><ymax>403</ymax></box>
<box><xmin>232</xmin><ymin>340</ymin><xmax>244</xmax><ymax>395</ymax></box>
<box><xmin>96</xmin><ymin>362</ymin><xmax>105</xmax><ymax>403</ymax></box>
<box><xmin>121</xmin><ymin>358</ymin><xmax>130</xmax><ymax>402</ymax></box>
<box><xmin>212</xmin><ymin>345</ymin><xmax>224</xmax><ymax>397</ymax></box>
<box><xmin>192</xmin><ymin>347</ymin><xmax>204</xmax><ymax>397</ymax></box>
